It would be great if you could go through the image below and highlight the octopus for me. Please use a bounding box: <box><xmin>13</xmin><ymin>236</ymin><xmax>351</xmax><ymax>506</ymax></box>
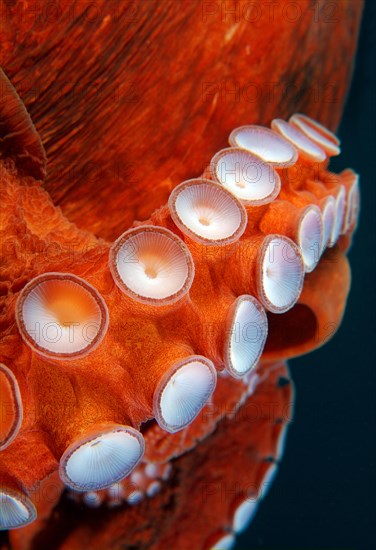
<box><xmin>0</xmin><ymin>1</ymin><xmax>363</xmax><ymax>549</ymax></box>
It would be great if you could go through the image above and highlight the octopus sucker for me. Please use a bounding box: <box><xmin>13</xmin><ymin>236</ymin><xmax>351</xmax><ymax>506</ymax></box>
<box><xmin>259</xmin><ymin>202</ymin><xmax>323</xmax><ymax>273</ymax></box>
<box><xmin>208</xmin><ymin>147</ymin><xmax>281</xmax><ymax>205</ymax></box>
<box><xmin>168</xmin><ymin>179</ymin><xmax>247</xmax><ymax>246</ymax></box>
<box><xmin>0</xmin><ymin>0</ymin><xmax>364</xmax><ymax>546</ymax></box>
<box><xmin>209</xmin><ymin>533</ymin><xmax>235</xmax><ymax>550</ymax></box>
<box><xmin>0</xmin><ymin>487</ymin><xmax>36</xmax><ymax>531</ymax></box>
<box><xmin>15</xmin><ymin>273</ymin><xmax>109</xmax><ymax>360</ymax></box>
<box><xmin>153</xmin><ymin>355</ymin><xmax>217</xmax><ymax>433</ymax></box>
<box><xmin>301</xmin><ymin>179</ymin><xmax>347</xmax><ymax>248</ymax></box>
<box><xmin>289</xmin><ymin>113</ymin><xmax>341</xmax><ymax>157</ymax></box>
<box><xmin>224</xmin><ymin>295</ymin><xmax>268</xmax><ymax>378</ymax></box>
<box><xmin>0</xmin><ymin>364</ymin><xmax>22</xmax><ymax>452</ymax></box>
<box><xmin>109</xmin><ymin>226</ymin><xmax>195</xmax><ymax>306</ymax></box>
<box><xmin>59</xmin><ymin>423</ymin><xmax>145</xmax><ymax>492</ymax></box>
<box><xmin>297</xmin><ymin>206</ymin><xmax>324</xmax><ymax>272</ymax></box>
<box><xmin>81</xmin><ymin>492</ymin><xmax>102</xmax><ymax>509</ymax></box>
<box><xmin>340</xmin><ymin>169</ymin><xmax>360</xmax><ymax>233</ymax></box>
<box><xmin>331</xmin><ymin>185</ymin><xmax>347</xmax><ymax>245</ymax></box>
<box><xmin>0</xmin><ymin>432</ymin><xmax>59</xmax><ymax>532</ymax></box>
<box><xmin>258</xmin><ymin>235</ymin><xmax>305</xmax><ymax>313</ymax></box>
<box><xmin>228</xmin><ymin>125</ymin><xmax>298</xmax><ymax>168</ymax></box>
<box><xmin>320</xmin><ymin>196</ymin><xmax>336</xmax><ymax>251</ymax></box>
<box><xmin>231</xmin><ymin>498</ymin><xmax>258</xmax><ymax>535</ymax></box>
<box><xmin>271</xmin><ymin>118</ymin><xmax>327</xmax><ymax>163</ymax></box>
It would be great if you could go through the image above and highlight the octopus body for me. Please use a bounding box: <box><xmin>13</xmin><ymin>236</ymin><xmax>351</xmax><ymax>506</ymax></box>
<box><xmin>0</xmin><ymin>1</ymin><xmax>363</xmax><ymax>548</ymax></box>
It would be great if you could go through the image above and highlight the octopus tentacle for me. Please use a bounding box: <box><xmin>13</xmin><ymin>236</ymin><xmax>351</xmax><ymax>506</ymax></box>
<box><xmin>0</xmin><ymin>66</ymin><xmax>358</xmax><ymax>538</ymax></box>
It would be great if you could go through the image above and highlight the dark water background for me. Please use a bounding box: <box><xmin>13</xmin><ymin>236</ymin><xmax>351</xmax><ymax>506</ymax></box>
<box><xmin>237</xmin><ymin>1</ymin><xmax>376</xmax><ymax>549</ymax></box>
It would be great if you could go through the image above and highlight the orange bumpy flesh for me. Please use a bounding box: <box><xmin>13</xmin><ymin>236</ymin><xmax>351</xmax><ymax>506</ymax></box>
<box><xmin>0</xmin><ymin>142</ymin><xmax>352</xmax><ymax>492</ymax></box>
<box><xmin>0</xmin><ymin>0</ymin><xmax>362</xmax><ymax>546</ymax></box>
<box><xmin>9</xmin><ymin>362</ymin><xmax>292</xmax><ymax>550</ymax></box>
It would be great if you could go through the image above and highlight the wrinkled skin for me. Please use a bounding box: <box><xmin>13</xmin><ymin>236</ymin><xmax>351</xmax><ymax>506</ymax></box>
<box><xmin>0</xmin><ymin>0</ymin><xmax>362</xmax><ymax>549</ymax></box>
<box><xmin>1</xmin><ymin>0</ymin><xmax>362</xmax><ymax>238</ymax></box>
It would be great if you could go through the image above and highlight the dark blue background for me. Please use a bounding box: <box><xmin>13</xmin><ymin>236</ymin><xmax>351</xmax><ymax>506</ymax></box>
<box><xmin>237</xmin><ymin>1</ymin><xmax>376</xmax><ymax>548</ymax></box>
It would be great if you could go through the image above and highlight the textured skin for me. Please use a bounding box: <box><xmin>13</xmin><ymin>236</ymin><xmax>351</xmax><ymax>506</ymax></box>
<box><xmin>0</xmin><ymin>0</ymin><xmax>362</xmax><ymax>239</ymax></box>
<box><xmin>0</xmin><ymin>0</ymin><xmax>362</xmax><ymax>548</ymax></box>
<box><xmin>9</xmin><ymin>362</ymin><xmax>293</xmax><ymax>550</ymax></box>
<box><xmin>0</xmin><ymin>150</ymin><xmax>351</xmax><ymax>463</ymax></box>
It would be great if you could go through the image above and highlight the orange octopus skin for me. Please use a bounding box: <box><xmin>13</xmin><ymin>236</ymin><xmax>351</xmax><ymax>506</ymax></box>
<box><xmin>0</xmin><ymin>0</ymin><xmax>362</xmax><ymax>240</ymax></box>
<box><xmin>0</xmin><ymin>0</ymin><xmax>363</xmax><ymax>548</ymax></box>
<box><xmin>9</xmin><ymin>362</ymin><xmax>293</xmax><ymax>550</ymax></box>
<box><xmin>0</xmin><ymin>71</ymin><xmax>355</xmax><ymax>545</ymax></box>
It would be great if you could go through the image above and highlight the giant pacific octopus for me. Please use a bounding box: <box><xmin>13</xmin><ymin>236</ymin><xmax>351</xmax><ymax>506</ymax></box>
<box><xmin>0</xmin><ymin>1</ymin><xmax>363</xmax><ymax>549</ymax></box>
